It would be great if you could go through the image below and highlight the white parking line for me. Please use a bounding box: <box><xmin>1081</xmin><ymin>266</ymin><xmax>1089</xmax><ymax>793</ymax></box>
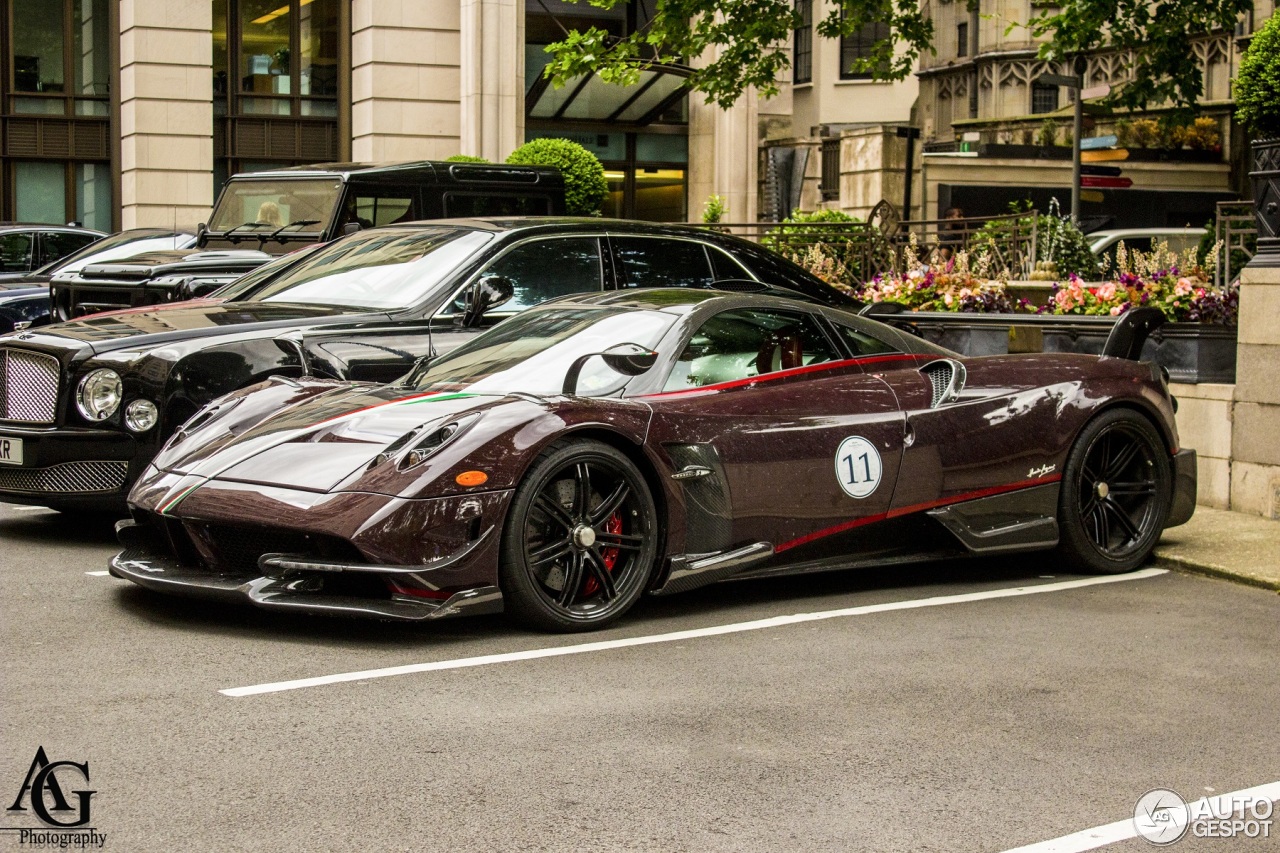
<box><xmin>221</xmin><ymin>567</ymin><xmax>1167</xmax><ymax>697</ymax></box>
<box><xmin>85</xmin><ymin>571</ymin><xmax>110</xmax><ymax>577</ymax></box>
<box><xmin>999</xmin><ymin>780</ymin><xmax>1280</xmax><ymax>852</ymax></box>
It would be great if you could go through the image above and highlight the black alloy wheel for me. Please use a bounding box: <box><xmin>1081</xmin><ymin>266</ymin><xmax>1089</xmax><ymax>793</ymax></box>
<box><xmin>1056</xmin><ymin>408</ymin><xmax>1171</xmax><ymax>574</ymax></box>
<box><xmin>500</xmin><ymin>439</ymin><xmax>658</xmax><ymax>631</ymax></box>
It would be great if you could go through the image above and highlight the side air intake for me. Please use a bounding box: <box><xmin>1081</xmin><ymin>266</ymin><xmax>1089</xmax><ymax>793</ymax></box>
<box><xmin>919</xmin><ymin>359</ymin><xmax>966</xmax><ymax>407</ymax></box>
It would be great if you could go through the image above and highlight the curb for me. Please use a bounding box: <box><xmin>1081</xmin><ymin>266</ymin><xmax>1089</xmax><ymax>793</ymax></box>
<box><xmin>1154</xmin><ymin>556</ymin><xmax>1280</xmax><ymax>592</ymax></box>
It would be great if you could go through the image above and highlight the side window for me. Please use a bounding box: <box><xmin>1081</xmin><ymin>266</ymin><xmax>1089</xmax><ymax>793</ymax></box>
<box><xmin>831</xmin><ymin>321</ymin><xmax>898</xmax><ymax>356</ymax></box>
<box><xmin>707</xmin><ymin>246</ymin><xmax>752</xmax><ymax>281</ymax></box>
<box><xmin>40</xmin><ymin>232</ymin><xmax>98</xmax><ymax>267</ymax></box>
<box><xmin>342</xmin><ymin>192</ymin><xmax>417</xmax><ymax>228</ymax></box>
<box><xmin>479</xmin><ymin>237</ymin><xmax>603</xmax><ymax>312</ymax></box>
<box><xmin>444</xmin><ymin>194</ymin><xmax>552</xmax><ymax>217</ymax></box>
<box><xmin>663</xmin><ymin>309</ymin><xmax>840</xmax><ymax>391</ymax></box>
<box><xmin>613</xmin><ymin>237</ymin><xmax>715</xmax><ymax>289</ymax></box>
<box><xmin>0</xmin><ymin>233</ymin><xmax>34</xmax><ymax>273</ymax></box>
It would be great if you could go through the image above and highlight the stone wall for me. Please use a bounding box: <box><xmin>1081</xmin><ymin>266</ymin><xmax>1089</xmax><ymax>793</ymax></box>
<box><xmin>1230</xmin><ymin>264</ymin><xmax>1280</xmax><ymax>518</ymax></box>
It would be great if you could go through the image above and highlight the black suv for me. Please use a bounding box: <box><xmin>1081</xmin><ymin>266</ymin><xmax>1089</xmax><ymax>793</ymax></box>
<box><xmin>51</xmin><ymin>161</ymin><xmax>566</xmax><ymax>319</ymax></box>
<box><xmin>0</xmin><ymin>218</ymin><xmax>851</xmax><ymax>511</ymax></box>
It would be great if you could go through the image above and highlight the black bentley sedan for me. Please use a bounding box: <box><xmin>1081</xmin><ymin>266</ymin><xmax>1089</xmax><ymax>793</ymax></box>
<box><xmin>0</xmin><ymin>218</ymin><xmax>853</xmax><ymax>512</ymax></box>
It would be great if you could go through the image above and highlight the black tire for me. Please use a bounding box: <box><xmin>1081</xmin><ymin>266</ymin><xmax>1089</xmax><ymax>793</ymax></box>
<box><xmin>500</xmin><ymin>439</ymin><xmax>659</xmax><ymax>632</ymax></box>
<box><xmin>1055</xmin><ymin>408</ymin><xmax>1172</xmax><ymax>574</ymax></box>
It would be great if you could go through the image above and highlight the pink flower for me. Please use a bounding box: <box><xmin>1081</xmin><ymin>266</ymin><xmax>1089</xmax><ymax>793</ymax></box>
<box><xmin>959</xmin><ymin>288</ymin><xmax>972</xmax><ymax>298</ymax></box>
<box><xmin>1175</xmin><ymin>278</ymin><xmax>1192</xmax><ymax>296</ymax></box>
<box><xmin>1110</xmin><ymin>305</ymin><xmax>1122</xmax><ymax>316</ymax></box>
<box><xmin>943</xmin><ymin>293</ymin><xmax>954</xmax><ymax>306</ymax></box>
<box><xmin>1054</xmin><ymin>289</ymin><xmax>1074</xmax><ymax>309</ymax></box>
<box><xmin>1098</xmin><ymin>282</ymin><xmax>1117</xmax><ymax>301</ymax></box>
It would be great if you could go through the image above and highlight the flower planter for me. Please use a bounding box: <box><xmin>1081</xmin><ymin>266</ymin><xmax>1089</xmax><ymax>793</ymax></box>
<box><xmin>1250</xmin><ymin>138</ymin><xmax>1280</xmax><ymax>265</ymax></box>
<box><xmin>902</xmin><ymin>313</ymin><xmax>1236</xmax><ymax>383</ymax></box>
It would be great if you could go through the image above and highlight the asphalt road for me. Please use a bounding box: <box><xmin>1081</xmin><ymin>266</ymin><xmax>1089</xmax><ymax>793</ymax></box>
<box><xmin>2</xmin><ymin>501</ymin><xmax>1277</xmax><ymax>853</ymax></box>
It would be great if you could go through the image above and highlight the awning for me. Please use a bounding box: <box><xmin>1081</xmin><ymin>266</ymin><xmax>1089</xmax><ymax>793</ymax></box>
<box><xmin>525</xmin><ymin>64</ymin><xmax>691</xmax><ymax>127</ymax></box>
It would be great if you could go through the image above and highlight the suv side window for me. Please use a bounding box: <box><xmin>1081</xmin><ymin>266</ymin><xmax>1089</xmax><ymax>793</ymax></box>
<box><xmin>479</xmin><ymin>237</ymin><xmax>604</xmax><ymax>312</ymax></box>
<box><xmin>613</xmin><ymin>237</ymin><xmax>715</xmax><ymax>289</ymax></box>
<box><xmin>341</xmin><ymin>191</ymin><xmax>418</xmax><ymax>228</ymax></box>
<box><xmin>0</xmin><ymin>232</ymin><xmax>34</xmax><ymax>273</ymax></box>
<box><xmin>444</xmin><ymin>194</ymin><xmax>553</xmax><ymax>217</ymax></box>
<box><xmin>663</xmin><ymin>308</ymin><xmax>840</xmax><ymax>391</ymax></box>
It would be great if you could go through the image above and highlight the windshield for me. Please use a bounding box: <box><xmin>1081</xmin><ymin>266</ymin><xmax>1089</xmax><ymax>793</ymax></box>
<box><xmin>207</xmin><ymin>178</ymin><xmax>342</xmax><ymax>234</ymax></box>
<box><xmin>240</xmin><ymin>227</ymin><xmax>492</xmax><ymax>310</ymax></box>
<box><xmin>37</xmin><ymin>230</ymin><xmax>192</xmax><ymax>275</ymax></box>
<box><xmin>403</xmin><ymin>305</ymin><xmax>676</xmax><ymax>397</ymax></box>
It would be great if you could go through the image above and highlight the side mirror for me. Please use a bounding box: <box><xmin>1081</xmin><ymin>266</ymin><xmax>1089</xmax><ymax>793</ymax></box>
<box><xmin>459</xmin><ymin>274</ymin><xmax>515</xmax><ymax>328</ymax></box>
<box><xmin>273</xmin><ymin>331</ymin><xmax>311</xmax><ymax>377</ymax></box>
<box><xmin>195</xmin><ymin>222</ymin><xmax>208</xmax><ymax>249</ymax></box>
<box><xmin>341</xmin><ymin>222</ymin><xmax>362</xmax><ymax>236</ymax></box>
<box><xmin>562</xmin><ymin>342</ymin><xmax>659</xmax><ymax>395</ymax></box>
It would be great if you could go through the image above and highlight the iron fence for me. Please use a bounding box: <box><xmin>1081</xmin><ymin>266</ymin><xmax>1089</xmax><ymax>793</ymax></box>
<box><xmin>1214</xmin><ymin>200</ymin><xmax>1256</xmax><ymax>287</ymax></box>
<box><xmin>690</xmin><ymin>210</ymin><xmax>1037</xmax><ymax>286</ymax></box>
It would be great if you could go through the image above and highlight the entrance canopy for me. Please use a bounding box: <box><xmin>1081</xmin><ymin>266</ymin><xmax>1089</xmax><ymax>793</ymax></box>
<box><xmin>526</xmin><ymin>64</ymin><xmax>691</xmax><ymax>127</ymax></box>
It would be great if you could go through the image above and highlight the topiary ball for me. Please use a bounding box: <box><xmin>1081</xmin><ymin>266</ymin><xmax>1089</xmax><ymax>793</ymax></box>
<box><xmin>445</xmin><ymin>154</ymin><xmax>491</xmax><ymax>164</ymax></box>
<box><xmin>506</xmin><ymin>138</ymin><xmax>608</xmax><ymax>216</ymax></box>
<box><xmin>1235</xmin><ymin>13</ymin><xmax>1280</xmax><ymax>139</ymax></box>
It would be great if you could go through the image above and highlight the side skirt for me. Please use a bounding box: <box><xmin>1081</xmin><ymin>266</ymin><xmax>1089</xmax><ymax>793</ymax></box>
<box><xmin>925</xmin><ymin>482</ymin><xmax>1061</xmax><ymax>554</ymax></box>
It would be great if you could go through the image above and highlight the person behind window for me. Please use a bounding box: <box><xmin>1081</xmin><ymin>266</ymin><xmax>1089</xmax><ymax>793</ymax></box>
<box><xmin>256</xmin><ymin>201</ymin><xmax>282</xmax><ymax>226</ymax></box>
<box><xmin>938</xmin><ymin>206</ymin><xmax>966</xmax><ymax>262</ymax></box>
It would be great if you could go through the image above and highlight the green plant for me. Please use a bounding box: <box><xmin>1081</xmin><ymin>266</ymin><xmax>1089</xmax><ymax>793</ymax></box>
<box><xmin>762</xmin><ymin>209</ymin><xmax>864</xmax><ymax>284</ymax></box>
<box><xmin>506</xmin><ymin>138</ymin><xmax>608</xmax><ymax>216</ymax></box>
<box><xmin>1183</xmin><ymin>116</ymin><xmax>1222</xmax><ymax>150</ymax></box>
<box><xmin>445</xmin><ymin>154</ymin><xmax>491</xmax><ymax>163</ymax></box>
<box><xmin>702</xmin><ymin>194</ymin><xmax>728</xmax><ymax>224</ymax></box>
<box><xmin>1129</xmin><ymin>118</ymin><xmax>1160</xmax><ymax>147</ymax></box>
<box><xmin>970</xmin><ymin>200</ymin><xmax>1101</xmax><ymax>279</ymax></box>
<box><xmin>1114</xmin><ymin>119</ymin><xmax>1134</xmax><ymax>148</ymax></box>
<box><xmin>1157</xmin><ymin>120</ymin><xmax>1186</xmax><ymax>150</ymax></box>
<box><xmin>1235</xmin><ymin>12</ymin><xmax>1280</xmax><ymax>138</ymax></box>
<box><xmin>1036</xmin><ymin>119</ymin><xmax>1057</xmax><ymax>147</ymax></box>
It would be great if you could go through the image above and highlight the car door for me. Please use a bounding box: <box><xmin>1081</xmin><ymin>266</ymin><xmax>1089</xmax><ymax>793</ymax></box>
<box><xmin>39</xmin><ymin>231</ymin><xmax>99</xmax><ymax>268</ymax></box>
<box><xmin>643</xmin><ymin>305</ymin><xmax>906</xmax><ymax>559</ymax></box>
<box><xmin>0</xmin><ymin>231</ymin><xmax>35</xmax><ymax>276</ymax></box>
<box><xmin>307</xmin><ymin>235</ymin><xmax>608</xmax><ymax>383</ymax></box>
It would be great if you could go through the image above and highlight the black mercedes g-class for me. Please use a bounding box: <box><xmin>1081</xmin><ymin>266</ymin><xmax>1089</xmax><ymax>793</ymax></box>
<box><xmin>50</xmin><ymin>161</ymin><xmax>565</xmax><ymax>320</ymax></box>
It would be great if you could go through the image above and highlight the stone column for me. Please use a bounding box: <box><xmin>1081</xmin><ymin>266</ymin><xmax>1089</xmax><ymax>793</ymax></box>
<box><xmin>350</xmin><ymin>0</ymin><xmax>463</xmax><ymax>162</ymax></box>
<box><xmin>1230</xmin><ymin>263</ymin><xmax>1280</xmax><ymax>518</ymax></box>
<box><xmin>688</xmin><ymin>89</ymin><xmax>758</xmax><ymax>223</ymax></box>
<box><xmin>460</xmin><ymin>0</ymin><xmax>524</xmax><ymax>162</ymax></box>
<box><xmin>117</xmin><ymin>0</ymin><xmax>213</xmax><ymax>228</ymax></box>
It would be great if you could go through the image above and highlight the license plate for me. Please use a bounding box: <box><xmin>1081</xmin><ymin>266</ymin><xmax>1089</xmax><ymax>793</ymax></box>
<box><xmin>0</xmin><ymin>436</ymin><xmax>23</xmax><ymax>466</ymax></box>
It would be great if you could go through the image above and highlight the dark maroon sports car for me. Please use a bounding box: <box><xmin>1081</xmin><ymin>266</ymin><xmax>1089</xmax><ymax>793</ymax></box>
<box><xmin>110</xmin><ymin>289</ymin><xmax>1196</xmax><ymax>631</ymax></box>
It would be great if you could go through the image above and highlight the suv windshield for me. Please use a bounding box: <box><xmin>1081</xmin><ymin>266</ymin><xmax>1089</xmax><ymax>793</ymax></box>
<box><xmin>403</xmin><ymin>305</ymin><xmax>676</xmax><ymax>397</ymax></box>
<box><xmin>240</xmin><ymin>227</ymin><xmax>492</xmax><ymax>310</ymax></box>
<box><xmin>207</xmin><ymin>178</ymin><xmax>342</xmax><ymax>234</ymax></box>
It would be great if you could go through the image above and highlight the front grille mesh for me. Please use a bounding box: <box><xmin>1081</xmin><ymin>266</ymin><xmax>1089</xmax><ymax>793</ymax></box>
<box><xmin>0</xmin><ymin>348</ymin><xmax>60</xmax><ymax>423</ymax></box>
<box><xmin>921</xmin><ymin>362</ymin><xmax>954</xmax><ymax>408</ymax></box>
<box><xmin>0</xmin><ymin>461</ymin><xmax>127</xmax><ymax>494</ymax></box>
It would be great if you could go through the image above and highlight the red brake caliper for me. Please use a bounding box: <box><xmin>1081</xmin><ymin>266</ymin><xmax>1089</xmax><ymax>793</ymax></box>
<box><xmin>582</xmin><ymin>512</ymin><xmax>623</xmax><ymax>596</ymax></box>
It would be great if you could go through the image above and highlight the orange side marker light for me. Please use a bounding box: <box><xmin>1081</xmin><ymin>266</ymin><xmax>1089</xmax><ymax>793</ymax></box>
<box><xmin>456</xmin><ymin>470</ymin><xmax>488</xmax><ymax>487</ymax></box>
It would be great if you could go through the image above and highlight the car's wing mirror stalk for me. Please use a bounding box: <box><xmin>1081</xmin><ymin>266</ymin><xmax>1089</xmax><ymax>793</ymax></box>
<box><xmin>458</xmin><ymin>275</ymin><xmax>515</xmax><ymax>328</ymax></box>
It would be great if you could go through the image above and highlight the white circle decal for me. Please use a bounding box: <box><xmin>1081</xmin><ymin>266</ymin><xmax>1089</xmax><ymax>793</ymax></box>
<box><xmin>835</xmin><ymin>436</ymin><xmax>882</xmax><ymax>498</ymax></box>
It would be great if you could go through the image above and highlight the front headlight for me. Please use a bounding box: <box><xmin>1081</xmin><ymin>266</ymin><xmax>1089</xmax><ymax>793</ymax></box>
<box><xmin>76</xmin><ymin>369</ymin><xmax>123</xmax><ymax>422</ymax></box>
<box><xmin>124</xmin><ymin>398</ymin><xmax>159</xmax><ymax>433</ymax></box>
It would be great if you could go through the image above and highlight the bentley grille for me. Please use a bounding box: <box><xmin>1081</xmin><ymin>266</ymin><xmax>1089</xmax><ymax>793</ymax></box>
<box><xmin>0</xmin><ymin>348</ymin><xmax>60</xmax><ymax>424</ymax></box>
<box><xmin>0</xmin><ymin>461</ymin><xmax>127</xmax><ymax>494</ymax></box>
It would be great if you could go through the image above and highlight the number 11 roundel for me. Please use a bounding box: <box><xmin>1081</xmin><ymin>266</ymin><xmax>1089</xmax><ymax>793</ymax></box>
<box><xmin>835</xmin><ymin>435</ymin><xmax>882</xmax><ymax>498</ymax></box>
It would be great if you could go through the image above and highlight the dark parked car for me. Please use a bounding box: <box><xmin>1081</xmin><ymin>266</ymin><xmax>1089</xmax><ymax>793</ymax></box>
<box><xmin>110</xmin><ymin>290</ymin><xmax>1195</xmax><ymax>631</ymax></box>
<box><xmin>0</xmin><ymin>218</ymin><xmax>852</xmax><ymax>512</ymax></box>
<box><xmin>55</xmin><ymin>161</ymin><xmax>566</xmax><ymax>319</ymax></box>
<box><xmin>0</xmin><ymin>224</ymin><xmax>105</xmax><ymax>283</ymax></box>
<box><xmin>2</xmin><ymin>228</ymin><xmax>196</xmax><ymax>331</ymax></box>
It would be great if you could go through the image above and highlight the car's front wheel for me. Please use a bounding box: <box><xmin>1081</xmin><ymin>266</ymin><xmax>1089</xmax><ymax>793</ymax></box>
<box><xmin>500</xmin><ymin>439</ymin><xmax>658</xmax><ymax>632</ymax></box>
<box><xmin>1055</xmin><ymin>408</ymin><xmax>1172</xmax><ymax>574</ymax></box>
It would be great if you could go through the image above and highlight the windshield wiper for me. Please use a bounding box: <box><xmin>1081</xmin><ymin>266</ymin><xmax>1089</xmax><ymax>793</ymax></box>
<box><xmin>219</xmin><ymin>221</ymin><xmax>272</xmax><ymax>244</ymax></box>
<box><xmin>264</xmin><ymin>219</ymin><xmax>321</xmax><ymax>244</ymax></box>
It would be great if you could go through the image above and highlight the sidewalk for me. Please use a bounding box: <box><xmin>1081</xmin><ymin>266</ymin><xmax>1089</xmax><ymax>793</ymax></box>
<box><xmin>1155</xmin><ymin>506</ymin><xmax>1280</xmax><ymax>591</ymax></box>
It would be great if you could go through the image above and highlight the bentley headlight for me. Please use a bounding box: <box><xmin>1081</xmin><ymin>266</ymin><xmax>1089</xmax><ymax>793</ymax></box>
<box><xmin>124</xmin><ymin>399</ymin><xmax>159</xmax><ymax>433</ymax></box>
<box><xmin>76</xmin><ymin>369</ymin><xmax>123</xmax><ymax>422</ymax></box>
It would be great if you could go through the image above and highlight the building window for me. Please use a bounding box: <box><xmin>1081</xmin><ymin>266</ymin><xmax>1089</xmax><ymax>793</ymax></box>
<box><xmin>957</xmin><ymin>22</ymin><xmax>969</xmax><ymax>57</ymax></box>
<box><xmin>214</xmin><ymin>0</ymin><xmax>340</xmax><ymax>118</ymax></box>
<box><xmin>793</xmin><ymin>0</ymin><xmax>813</xmax><ymax>84</ymax></box>
<box><xmin>1031</xmin><ymin>82</ymin><xmax>1060</xmax><ymax>114</ymax></box>
<box><xmin>9</xmin><ymin>0</ymin><xmax>110</xmax><ymax>117</ymax></box>
<box><xmin>840</xmin><ymin>18</ymin><xmax>891</xmax><ymax>80</ymax></box>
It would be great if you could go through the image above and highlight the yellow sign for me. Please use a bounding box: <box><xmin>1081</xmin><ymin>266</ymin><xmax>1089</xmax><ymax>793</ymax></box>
<box><xmin>1082</xmin><ymin>149</ymin><xmax>1129</xmax><ymax>163</ymax></box>
<box><xmin>1080</xmin><ymin>190</ymin><xmax>1105</xmax><ymax>203</ymax></box>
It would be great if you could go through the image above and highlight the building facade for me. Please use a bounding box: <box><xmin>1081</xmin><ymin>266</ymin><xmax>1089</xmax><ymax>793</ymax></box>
<box><xmin>1</xmin><ymin>0</ymin><xmax>758</xmax><ymax>229</ymax></box>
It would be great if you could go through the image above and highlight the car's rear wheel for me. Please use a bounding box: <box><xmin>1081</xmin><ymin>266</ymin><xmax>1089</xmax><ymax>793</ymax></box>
<box><xmin>1055</xmin><ymin>408</ymin><xmax>1171</xmax><ymax>574</ymax></box>
<box><xmin>500</xmin><ymin>439</ymin><xmax>658</xmax><ymax>632</ymax></box>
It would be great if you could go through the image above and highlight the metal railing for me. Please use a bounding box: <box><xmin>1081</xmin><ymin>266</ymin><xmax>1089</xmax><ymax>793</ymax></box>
<box><xmin>689</xmin><ymin>211</ymin><xmax>1037</xmax><ymax>284</ymax></box>
<box><xmin>1214</xmin><ymin>200</ymin><xmax>1256</xmax><ymax>287</ymax></box>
